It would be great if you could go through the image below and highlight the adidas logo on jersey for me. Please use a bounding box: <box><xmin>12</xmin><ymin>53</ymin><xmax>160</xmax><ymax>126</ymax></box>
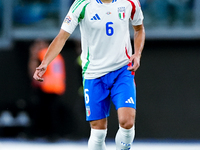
<box><xmin>125</xmin><ymin>97</ymin><xmax>135</xmax><ymax>104</ymax></box>
<box><xmin>91</xmin><ymin>14</ymin><xmax>101</xmax><ymax>20</ymax></box>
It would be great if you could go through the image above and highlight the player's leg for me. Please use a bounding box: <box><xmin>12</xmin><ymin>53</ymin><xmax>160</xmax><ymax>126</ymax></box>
<box><xmin>118</xmin><ymin>107</ymin><xmax>136</xmax><ymax>129</ymax></box>
<box><xmin>115</xmin><ymin>107</ymin><xmax>136</xmax><ymax>150</ymax></box>
<box><xmin>88</xmin><ymin>118</ymin><xmax>107</xmax><ymax>150</ymax></box>
<box><xmin>83</xmin><ymin>77</ymin><xmax>111</xmax><ymax>150</ymax></box>
<box><xmin>110</xmin><ymin>66</ymin><xmax>136</xmax><ymax>150</ymax></box>
<box><xmin>90</xmin><ymin>118</ymin><xmax>107</xmax><ymax>129</ymax></box>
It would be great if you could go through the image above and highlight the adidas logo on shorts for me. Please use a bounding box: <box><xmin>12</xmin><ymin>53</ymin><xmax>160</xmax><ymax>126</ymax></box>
<box><xmin>125</xmin><ymin>97</ymin><xmax>134</xmax><ymax>104</ymax></box>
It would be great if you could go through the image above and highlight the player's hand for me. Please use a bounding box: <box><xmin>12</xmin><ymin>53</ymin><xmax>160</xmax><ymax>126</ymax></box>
<box><xmin>127</xmin><ymin>54</ymin><xmax>141</xmax><ymax>72</ymax></box>
<box><xmin>33</xmin><ymin>64</ymin><xmax>47</xmax><ymax>82</ymax></box>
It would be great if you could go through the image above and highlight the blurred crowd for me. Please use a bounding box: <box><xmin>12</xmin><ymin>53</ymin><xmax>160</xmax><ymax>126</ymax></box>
<box><xmin>140</xmin><ymin>0</ymin><xmax>195</xmax><ymax>27</ymax></box>
<box><xmin>0</xmin><ymin>0</ymin><xmax>199</xmax><ymax>40</ymax></box>
<box><xmin>11</xmin><ymin>0</ymin><xmax>197</xmax><ymax>28</ymax></box>
<box><xmin>0</xmin><ymin>0</ymin><xmax>195</xmax><ymax>28</ymax></box>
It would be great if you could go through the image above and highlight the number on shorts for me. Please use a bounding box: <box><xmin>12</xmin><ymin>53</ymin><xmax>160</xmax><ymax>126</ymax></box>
<box><xmin>84</xmin><ymin>89</ymin><xmax>89</xmax><ymax>104</ymax></box>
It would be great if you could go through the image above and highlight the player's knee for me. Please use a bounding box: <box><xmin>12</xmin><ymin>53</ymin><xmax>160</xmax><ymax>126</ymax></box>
<box><xmin>90</xmin><ymin>118</ymin><xmax>107</xmax><ymax>129</ymax></box>
<box><xmin>118</xmin><ymin>107</ymin><xmax>136</xmax><ymax>129</ymax></box>
<box><xmin>119</xmin><ymin>119</ymin><xmax>134</xmax><ymax>129</ymax></box>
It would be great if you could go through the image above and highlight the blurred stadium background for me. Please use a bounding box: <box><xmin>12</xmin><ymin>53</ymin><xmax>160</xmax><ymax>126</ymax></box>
<box><xmin>0</xmin><ymin>0</ymin><xmax>200</xmax><ymax>149</ymax></box>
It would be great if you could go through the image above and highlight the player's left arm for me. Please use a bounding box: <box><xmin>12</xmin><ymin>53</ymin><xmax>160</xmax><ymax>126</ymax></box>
<box><xmin>127</xmin><ymin>23</ymin><xmax>145</xmax><ymax>72</ymax></box>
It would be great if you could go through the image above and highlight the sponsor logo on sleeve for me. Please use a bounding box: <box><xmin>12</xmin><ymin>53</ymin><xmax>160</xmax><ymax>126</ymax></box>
<box><xmin>64</xmin><ymin>16</ymin><xmax>72</xmax><ymax>24</ymax></box>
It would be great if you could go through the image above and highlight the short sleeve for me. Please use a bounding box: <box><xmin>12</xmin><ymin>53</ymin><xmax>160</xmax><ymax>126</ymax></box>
<box><xmin>129</xmin><ymin>0</ymin><xmax>144</xmax><ymax>26</ymax></box>
<box><xmin>61</xmin><ymin>0</ymin><xmax>88</xmax><ymax>34</ymax></box>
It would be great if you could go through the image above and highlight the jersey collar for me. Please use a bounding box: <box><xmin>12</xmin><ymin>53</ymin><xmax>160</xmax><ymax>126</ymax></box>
<box><xmin>96</xmin><ymin>0</ymin><xmax>117</xmax><ymax>4</ymax></box>
<box><xmin>112</xmin><ymin>0</ymin><xmax>117</xmax><ymax>2</ymax></box>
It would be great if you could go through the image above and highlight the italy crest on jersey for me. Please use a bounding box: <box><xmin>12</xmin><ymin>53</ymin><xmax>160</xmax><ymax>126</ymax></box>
<box><xmin>118</xmin><ymin>7</ymin><xmax>125</xmax><ymax>20</ymax></box>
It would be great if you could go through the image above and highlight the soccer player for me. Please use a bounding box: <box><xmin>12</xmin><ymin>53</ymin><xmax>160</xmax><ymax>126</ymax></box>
<box><xmin>33</xmin><ymin>0</ymin><xmax>145</xmax><ymax>149</ymax></box>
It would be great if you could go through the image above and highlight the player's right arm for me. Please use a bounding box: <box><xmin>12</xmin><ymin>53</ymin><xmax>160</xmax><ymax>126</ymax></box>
<box><xmin>33</xmin><ymin>29</ymin><xmax>70</xmax><ymax>82</ymax></box>
<box><xmin>34</xmin><ymin>0</ymin><xmax>88</xmax><ymax>82</ymax></box>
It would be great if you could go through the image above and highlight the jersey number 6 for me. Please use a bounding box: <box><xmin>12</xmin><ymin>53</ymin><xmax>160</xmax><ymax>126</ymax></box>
<box><xmin>106</xmin><ymin>22</ymin><xmax>114</xmax><ymax>36</ymax></box>
<box><xmin>84</xmin><ymin>89</ymin><xmax>90</xmax><ymax>104</ymax></box>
